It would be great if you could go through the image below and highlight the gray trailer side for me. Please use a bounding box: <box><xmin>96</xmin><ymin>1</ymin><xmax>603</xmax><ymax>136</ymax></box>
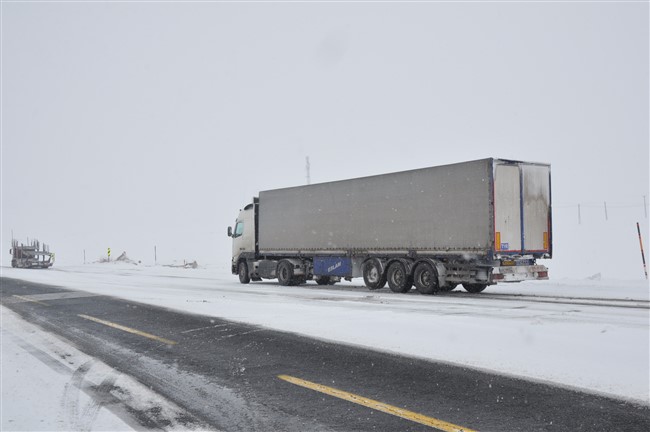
<box><xmin>259</xmin><ymin>159</ymin><xmax>494</xmax><ymax>256</ymax></box>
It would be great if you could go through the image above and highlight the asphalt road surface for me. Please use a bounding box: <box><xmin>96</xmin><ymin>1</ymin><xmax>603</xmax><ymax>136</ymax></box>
<box><xmin>2</xmin><ymin>277</ymin><xmax>648</xmax><ymax>432</ymax></box>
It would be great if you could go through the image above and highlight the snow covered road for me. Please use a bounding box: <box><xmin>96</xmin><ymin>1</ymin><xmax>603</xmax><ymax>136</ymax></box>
<box><xmin>2</xmin><ymin>263</ymin><xmax>649</xmax><ymax>405</ymax></box>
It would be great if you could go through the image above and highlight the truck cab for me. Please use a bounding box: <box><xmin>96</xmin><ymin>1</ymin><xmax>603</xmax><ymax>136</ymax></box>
<box><xmin>228</xmin><ymin>203</ymin><xmax>256</xmax><ymax>280</ymax></box>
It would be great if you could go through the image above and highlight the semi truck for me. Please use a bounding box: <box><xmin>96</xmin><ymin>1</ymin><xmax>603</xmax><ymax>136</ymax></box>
<box><xmin>10</xmin><ymin>239</ymin><xmax>55</xmax><ymax>269</ymax></box>
<box><xmin>228</xmin><ymin>158</ymin><xmax>551</xmax><ymax>294</ymax></box>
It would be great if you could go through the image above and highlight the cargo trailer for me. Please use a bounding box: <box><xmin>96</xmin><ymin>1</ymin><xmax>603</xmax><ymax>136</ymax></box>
<box><xmin>228</xmin><ymin>158</ymin><xmax>551</xmax><ymax>294</ymax></box>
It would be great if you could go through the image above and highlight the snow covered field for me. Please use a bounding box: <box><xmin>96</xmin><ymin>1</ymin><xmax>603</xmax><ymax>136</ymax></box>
<box><xmin>2</xmin><ymin>263</ymin><xmax>649</xmax><ymax>425</ymax></box>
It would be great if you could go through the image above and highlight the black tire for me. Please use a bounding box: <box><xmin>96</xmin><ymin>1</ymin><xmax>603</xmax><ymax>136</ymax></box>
<box><xmin>238</xmin><ymin>261</ymin><xmax>250</xmax><ymax>284</ymax></box>
<box><xmin>413</xmin><ymin>262</ymin><xmax>439</xmax><ymax>295</ymax></box>
<box><xmin>363</xmin><ymin>259</ymin><xmax>386</xmax><ymax>290</ymax></box>
<box><xmin>440</xmin><ymin>283</ymin><xmax>458</xmax><ymax>292</ymax></box>
<box><xmin>277</xmin><ymin>260</ymin><xmax>295</xmax><ymax>286</ymax></box>
<box><xmin>387</xmin><ymin>261</ymin><xmax>412</xmax><ymax>293</ymax></box>
<box><xmin>463</xmin><ymin>283</ymin><xmax>487</xmax><ymax>293</ymax></box>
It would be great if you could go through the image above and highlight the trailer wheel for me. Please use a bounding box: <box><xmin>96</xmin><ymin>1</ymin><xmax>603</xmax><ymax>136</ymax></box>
<box><xmin>413</xmin><ymin>262</ymin><xmax>439</xmax><ymax>295</ymax></box>
<box><xmin>462</xmin><ymin>283</ymin><xmax>487</xmax><ymax>293</ymax></box>
<box><xmin>387</xmin><ymin>262</ymin><xmax>412</xmax><ymax>293</ymax></box>
<box><xmin>363</xmin><ymin>259</ymin><xmax>386</xmax><ymax>290</ymax></box>
<box><xmin>277</xmin><ymin>260</ymin><xmax>295</xmax><ymax>286</ymax></box>
<box><xmin>238</xmin><ymin>261</ymin><xmax>251</xmax><ymax>284</ymax></box>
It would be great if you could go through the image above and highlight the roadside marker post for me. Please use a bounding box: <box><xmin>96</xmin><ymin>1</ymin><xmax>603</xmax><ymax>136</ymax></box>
<box><xmin>637</xmin><ymin>223</ymin><xmax>648</xmax><ymax>280</ymax></box>
<box><xmin>108</xmin><ymin>247</ymin><xmax>111</xmax><ymax>262</ymax></box>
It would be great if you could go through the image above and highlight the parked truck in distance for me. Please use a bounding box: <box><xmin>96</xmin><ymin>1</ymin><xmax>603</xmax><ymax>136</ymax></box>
<box><xmin>228</xmin><ymin>158</ymin><xmax>551</xmax><ymax>294</ymax></box>
<box><xmin>10</xmin><ymin>239</ymin><xmax>55</xmax><ymax>269</ymax></box>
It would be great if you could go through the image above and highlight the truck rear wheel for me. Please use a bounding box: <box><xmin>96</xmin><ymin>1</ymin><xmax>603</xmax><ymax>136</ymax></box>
<box><xmin>277</xmin><ymin>260</ymin><xmax>295</xmax><ymax>286</ymax></box>
<box><xmin>363</xmin><ymin>259</ymin><xmax>386</xmax><ymax>290</ymax></box>
<box><xmin>387</xmin><ymin>262</ymin><xmax>412</xmax><ymax>293</ymax></box>
<box><xmin>463</xmin><ymin>283</ymin><xmax>487</xmax><ymax>293</ymax></box>
<box><xmin>238</xmin><ymin>262</ymin><xmax>251</xmax><ymax>284</ymax></box>
<box><xmin>413</xmin><ymin>262</ymin><xmax>439</xmax><ymax>295</ymax></box>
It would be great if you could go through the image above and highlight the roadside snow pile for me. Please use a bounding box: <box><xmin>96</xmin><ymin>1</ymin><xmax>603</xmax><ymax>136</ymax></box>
<box><xmin>115</xmin><ymin>251</ymin><xmax>139</xmax><ymax>265</ymax></box>
<box><xmin>96</xmin><ymin>252</ymin><xmax>140</xmax><ymax>265</ymax></box>
<box><xmin>164</xmin><ymin>260</ymin><xmax>199</xmax><ymax>269</ymax></box>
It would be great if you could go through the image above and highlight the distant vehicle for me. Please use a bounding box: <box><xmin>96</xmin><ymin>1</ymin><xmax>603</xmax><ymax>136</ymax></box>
<box><xmin>228</xmin><ymin>158</ymin><xmax>552</xmax><ymax>294</ymax></box>
<box><xmin>10</xmin><ymin>239</ymin><xmax>54</xmax><ymax>269</ymax></box>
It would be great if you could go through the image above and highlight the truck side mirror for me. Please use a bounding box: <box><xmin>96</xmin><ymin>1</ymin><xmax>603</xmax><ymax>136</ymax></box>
<box><xmin>227</xmin><ymin>226</ymin><xmax>233</xmax><ymax>237</ymax></box>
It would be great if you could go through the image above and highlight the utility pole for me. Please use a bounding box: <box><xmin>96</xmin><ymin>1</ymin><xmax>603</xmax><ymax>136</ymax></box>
<box><xmin>578</xmin><ymin>204</ymin><xmax>581</xmax><ymax>225</ymax></box>
<box><xmin>306</xmin><ymin>156</ymin><xmax>311</xmax><ymax>185</ymax></box>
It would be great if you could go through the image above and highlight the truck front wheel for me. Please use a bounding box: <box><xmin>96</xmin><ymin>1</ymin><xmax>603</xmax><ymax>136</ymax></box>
<box><xmin>238</xmin><ymin>262</ymin><xmax>251</xmax><ymax>284</ymax></box>
<box><xmin>463</xmin><ymin>283</ymin><xmax>487</xmax><ymax>293</ymax></box>
<box><xmin>413</xmin><ymin>262</ymin><xmax>439</xmax><ymax>295</ymax></box>
<box><xmin>363</xmin><ymin>259</ymin><xmax>386</xmax><ymax>290</ymax></box>
<box><xmin>277</xmin><ymin>260</ymin><xmax>295</xmax><ymax>286</ymax></box>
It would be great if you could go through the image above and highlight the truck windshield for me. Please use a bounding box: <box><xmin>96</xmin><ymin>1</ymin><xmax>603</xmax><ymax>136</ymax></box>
<box><xmin>234</xmin><ymin>222</ymin><xmax>244</xmax><ymax>237</ymax></box>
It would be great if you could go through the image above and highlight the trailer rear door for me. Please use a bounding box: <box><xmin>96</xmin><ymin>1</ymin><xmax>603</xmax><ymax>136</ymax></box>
<box><xmin>521</xmin><ymin>164</ymin><xmax>551</xmax><ymax>253</ymax></box>
<box><xmin>494</xmin><ymin>163</ymin><xmax>522</xmax><ymax>253</ymax></box>
<box><xmin>493</xmin><ymin>161</ymin><xmax>551</xmax><ymax>257</ymax></box>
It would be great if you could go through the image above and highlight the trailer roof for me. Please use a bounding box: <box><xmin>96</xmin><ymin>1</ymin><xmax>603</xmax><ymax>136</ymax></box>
<box><xmin>260</xmin><ymin>158</ymin><xmax>550</xmax><ymax>194</ymax></box>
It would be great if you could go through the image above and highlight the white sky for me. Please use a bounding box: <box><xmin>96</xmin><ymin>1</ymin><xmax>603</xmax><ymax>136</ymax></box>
<box><xmin>2</xmin><ymin>1</ymin><xmax>648</xmax><ymax>278</ymax></box>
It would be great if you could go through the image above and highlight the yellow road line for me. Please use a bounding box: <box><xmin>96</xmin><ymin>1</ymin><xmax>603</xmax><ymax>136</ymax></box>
<box><xmin>13</xmin><ymin>295</ymin><xmax>51</xmax><ymax>307</ymax></box>
<box><xmin>78</xmin><ymin>314</ymin><xmax>177</xmax><ymax>345</ymax></box>
<box><xmin>278</xmin><ymin>374</ymin><xmax>475</xmax><ymax>432</ymax></box>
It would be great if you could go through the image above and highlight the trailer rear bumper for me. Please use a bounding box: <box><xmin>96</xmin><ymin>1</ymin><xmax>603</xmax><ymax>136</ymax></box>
<box><xmin>492</xmin><ymin>265</ymin><xmax>548</xmax><ymax>282</ymax></box>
